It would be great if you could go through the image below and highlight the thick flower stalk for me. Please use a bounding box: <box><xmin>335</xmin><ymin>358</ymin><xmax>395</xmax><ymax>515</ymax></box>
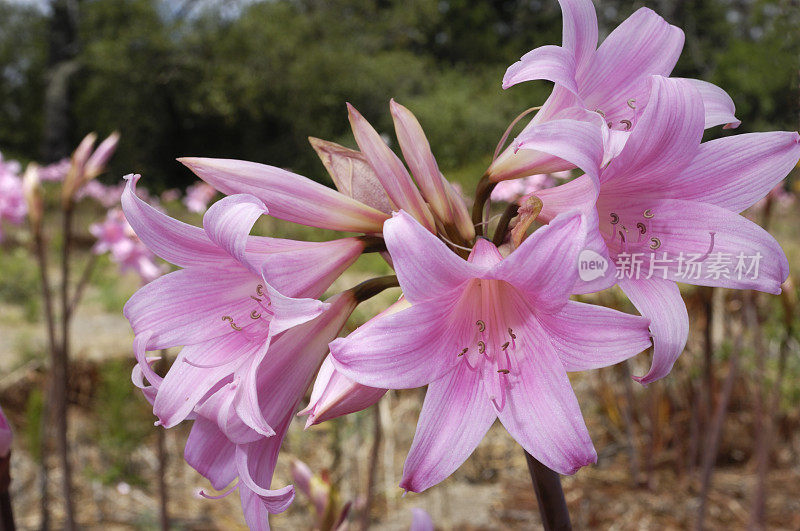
<box><xmin>489</xmin><ymin>0</ymin><xmax>740</xmax><ymax>181</ymax></box>
<box><xmin>514</xmin><ymin>75</ymin><xmax>799</xmax><ymax>383</ymax></box>
<box><xmin>330</xmin><ymin>211</ymin><xmax>652</xmax><ymax>489</ymax></box>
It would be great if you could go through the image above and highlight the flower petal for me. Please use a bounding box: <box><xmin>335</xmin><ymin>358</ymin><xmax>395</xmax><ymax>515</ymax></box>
<box><xmin>497</xmin><ymin>318</ymin><xmax>596</xmax><ymax>475</ymax></box>
<box><xmin>678</xmin><ymin>78</ymin><xmax>741</xmax><ymax>129</ymax></box>
<box><xmin>390</xmin><ymin>99</ymin><xmax>451</xmax><ymax>222</ymax></box>
<box><xmin>492</xmin><ymin>212</ymin><xmax>585</xmax><ymax>313</ymax></box>
<box><xmin>663</xmin><ymin>132</ymin><xmax>800</xmax><ymax>212</ymax></box>
<box><xmin>121</xmin><ymin>174</ymin><xmax>227</xmax><ymax>267</ymax></box>
<box><xmin>330</xmin><ymin>295</ymin><xmax>461</xmax><ymax>389</ymax></box>
<box><xmin>539</xmin><ymin>300</ymin><xmax>651</xmax><ymax>371</ymax></box>
<box><xmin>124</xmin><ymin>266</ymin><xmax>260</xmax><ymax>349</ymax></box>
<box><xmin>260</xmin><ymin>275</ymin><xmax>329</xmax><ymax>336</ymax></box>
<box><xmin>184</xmin><ymin>417</ymin><xmax>238</xmax><ymax>491</ymax></box>
<box><xmin>400</xmin><ymin>362</ymin><xmax>496</xmax><ymax>492</ymax></box>
<box><xmin>601</xmin><ymin>76</ymin><xmax>705</xmax><ymax>191</ymax></box>
<box><xmin>179</xmin><ymin>157</ymin><xmax>389</xmax><ymax>233</ymax></box>
<box><xmin>347</xmin><ymin>104</ymin><xmax>436</xmax><ymax>232</ymax></box>
<box><xmin>617</xmin><ymin>277</ymin><xmax>688</xmax><ymax>385</ymax></box>
<box><xmin>383</xmin><ymin>211</ymin><xmax>478</xmax><ymax>303</ymax></box>
<box><xmin>578</xmin><ymin>8</ymin><xmax>684</xmax><ymax>121</ymax></box>
<box><xmin>558</xmin><ymin>0</ymin><xmax>598</xmax><ymax>73</ymax></box>
<box><xmin>203</xmin><ymin>194</ymin><xmax>267</xmax><ymax>267</ymax></box>
<box><xmin>502</xmin><ymin>45</ymin><xmax>580</xmax><ymax>96</ymax></box>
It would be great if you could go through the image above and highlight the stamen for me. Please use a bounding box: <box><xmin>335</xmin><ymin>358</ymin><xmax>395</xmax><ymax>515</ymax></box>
<box><xmin>250</xmin><ymin>296</ymin><xmax>262</xmax><ymax>303</ymax></box>
<box><xmin>458</xmin><ymin>347</ymin><xmax>468</xmax><ymax>357</ymax></box>
<box><xmin>610</xmin><ymin>212</ymin><xmax>619</xmax><ymax>225</ymax></box>
<box><xmin>636</xmin><ymin>222</ymin><xmax>647</xmax><ymax>234</ymax></box>
<box><xmin>620</xmin><ymin>119</ymin><xmax>632</xmax><ymax>130</ymax></box>
<box><xmin>199</xmin><ymin>480</ymin><xmax>240</xmax><ymax>500</ymax></box>
<box><xmin>222</xmin><ymin>315</ymin><xmax>242</xmax><ymax>331</ymax></box>
<box><xmin>627</xmin><ymin>99</ymin><xmax>637</xmax><ymax>109</ymax></box>
<box><xmin>255</xmin><ymin>284</ymin><xmax>265</xmax><ymax>296</ymax></box>
<box><xmin>478</xmin><ymin>341</ymin><xmax>486</xmax><ymax>354</ymax></box>
<box><xmin>250</xmin><ymin>310</ymin><xmax>261</xmax><ymax>320</ymax></box>
<box><xmin>183</xmin><ymin>355</ymin><xmax>234</xmax><ymax>369</ymax></box>
<box><xmin>476</xmin><ymin>320</ymin><xmax>486</xmax><ymax>332</ymax></box>
<box><xmin>501</xmin><ymin>341</ymin><xmax>510</xmax><ymax>351</ymax></box>
<box><xmin>643</xmin><ymin>209</ymin><xmax>654</xmax><ymax>219</ymax></box>
<box><xmin>649</xmin><ymin>237</ymin><xmax>661</xmax><ymax>250</ymax></box>
<box><xmin>508</xmin><ymin>327</ymin><xmax>516</xmax><ymax>349</ymax></box>
<box><xmin>595</xmin><ymin>109</ymin><xmax>606</xmax><ymax>118</ymax></box>
<box><xmin>497</xmin><ymin>369</ymin><xmax>510</xmax><ymax>374</ymax></box>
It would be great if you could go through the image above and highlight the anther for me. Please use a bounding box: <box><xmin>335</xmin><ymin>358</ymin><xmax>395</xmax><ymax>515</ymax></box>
<box><xmin>222</xmin><ymin>315</ymin><xmax>242</xmax><ymax>331</ymax></box>
<box><xmin>643</xmin><ymin>209</ymin><xmax>654</xmax><ymax>219</ymax></box>
<box><xmin>507</xmin><ymin>328</ymin><xmax>516</xmax><ymax>339</ymax></box>
<box><xmin>250</xmin><ymin>296</ymin><xmax>262</xmax><ymax>302</ymax></box>
<box><xmin>627</xmin><ymin>99</ymin><xmax>637</xmax><ymax>109</ymax></box>
<box><xmin>476</xmin><ymin>320</ymin><xmax>486</xmax><ymax>332</ymax></box>
<box><xmin>636</xmin><ymin>222</ymin><xmax>647</xmax><ymax>234</ymax></box>
<box><xmin>478</xmin><ymin>341</ymin><xmax>486</xmax><ymax>354</ymax></box>
<box><xmin>255</xmin><ymin>284</ymin><xmax>265</xmax><ymax>296</ymax></box>
<box><xmin>649</xmin><ymin>237</ymin><xmax>661</xmax><ymax>250</ymax></box>
<box><xmin>620</xmin><ymin>119</ymin><xmax>632</xmax><ymax>130</ymax></box>
<box><xmin>497</xmin><ymin>369</ymin><xmax>510</xmax><ymax>374</ymax></box>
<box><xmin>250</xmin><ymin>310</ymin><xmax>261</xmax><ymax>319</ymax></box>
<box><xmin>501</xmin><ymin>341</ymin><xmax>510</xmax><ymax>351</ymax></box>
<box><xmin>458</xmin><ymin>348</ymin><xmax>468</xmax><ymax>357</ymax></box>
<box><xmin>595</xmin><ymin>109</ymin><xmax>606</xmax><ymax>118</ymax></box>
<box><xmin>610</xmin><ymin>212</ymin><xmax>619</xmax><ymax>225</ymax></box>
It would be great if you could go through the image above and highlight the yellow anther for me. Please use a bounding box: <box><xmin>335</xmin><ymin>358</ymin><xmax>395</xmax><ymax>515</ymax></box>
<box><xmin>256</xmin><ymin>284</ymin><xmax>265</xmax><ymax>296</ymax></box>
<box><xmin>649</xmin><ymin>237</ymin><xmax>661</xmax><ymax>250</ymax></box>
<box><xmin>643</xmin><ymin>209</ymin><xmax>654</xmax><ymax>219</ymax></box>
<box><xmin>478</xmin><ymin>341</ymin><xmax>486</xmax><ymax>354</ymax></box>
<box><xmin>222</xmin><ymin>315</ymin><xmax>242</xmax><ymax>331</ymax></box>
<box><xmin>508</xmin><ymin>328</ymin><xmax>516</xmax><ymax>339</ymax></box>
<box><xmin>250</xmin><ymin>310</ymin><xmax>261</xmax><ymax>320</ymax></box>
<box><xmin>501</xmin><ymin>341</ymin><xmax>510</xmax><ymax>351</ymax></box>
<box><xmin>627</xmin><ymin>98</ymin><xmax>637</xmax><ymax>109</ymax></box>
<box><xmin>476</xmin><ymin>320</ymin><xmax>486</xmax><ymax>332</ymax></box>
<box><xmin>497</xmin><ymin>369</ymin><xmax>510</xmax><ymax>374</ymax></box>
<box><xmin>458</xmin><ymin>348</ymin><xmax>468</xmax><ymax>357</ymax></box>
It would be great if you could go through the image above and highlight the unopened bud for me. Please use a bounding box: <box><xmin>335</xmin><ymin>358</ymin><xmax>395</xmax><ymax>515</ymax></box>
<box><xmin>23</xmin><ymin>163</ymin><xmax>43</xmax><ymax>230</ymax></box>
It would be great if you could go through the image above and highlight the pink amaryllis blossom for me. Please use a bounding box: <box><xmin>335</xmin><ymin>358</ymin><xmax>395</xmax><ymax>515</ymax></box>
<box><xmin>121</xmin><ymin>173</ymin><xmax>368</xmax><ymax>443</ymax></box>
<box><xmin>183</xmin><ymin>181</ymin><xmax>218</xmax><ymax>213</ymax></box>
<box><xmin>175</xmin><ymin>291</ymin><xmax>361</xmax><ymax>529</ymax></box>
<box><xmin>0</xmin><ymin>152</ymin><xmax>26</xmax><ymax>241</ymax></box>
<box><xmin>178</xmin><ymin>100</ymin><xmax>474</xmax><ymax>242</ymax></box>
<box><xmin>489</xmin><ymin>0</ymin><xmax>740</xmax><ymax>181</ymax></box>
<box><xmin>90</xmin><ymin>208</ymin><xmax>166</xmax><ymax>283</ymax></box>
<box><xmin>330</xmin><ymin>211</ymin><xmax>652</xmax><ymax>490</ymax></box>
<box><xmin>516</xmin><ymin>75</ymin><xmax>799</xmax><ymax>384</ymax></box>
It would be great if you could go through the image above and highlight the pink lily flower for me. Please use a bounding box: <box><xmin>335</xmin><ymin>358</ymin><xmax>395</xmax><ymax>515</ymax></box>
<box><xmin>90</xmin><ymin>208</ymin><xmax>166</xmax><ymax>284</ymax></box>
<box><xmin>489</xmin><ymin>0</ymin><xmax>740</xmax><ymax>181</ymax></box>
<box><xmin>183</xmin><ymin>181</ymin><xmax>218</xmax><ymax>213</ymax></box>
<box><xmin>178</xmin><ymin>100</ymin><xmax>474</xmax><ymax>241</ymax></box>
<box><xmin>181</xmin><ymin>291</ymin><xmax>360</xmax><ymax>530</ymax></box>
<box><xmin>516</xmin><ymin>75</ymin><xmax>799</xmax><ymax>384</ymax></box>
<box><xmin>0</xmin><ymin>405</ymin><xmax>12</xmax><ymax>457</ymax></box>
<box><xmin>490</xmin><ymin>171</ymin><xmax>570</xmax><ymax>202</ymax></box>
<box><xmin>121</xmin><ymin>174</ymin><xmax>367</xmax><ymax>440</ymax></box>
<box><xmin>0</xmin><ymin>153</ymin><xmax>26</xmax><ymax>241</ymax></box>
<box><xmin>330</xmin><ymin>211</ymin><xmax>652</xmax><ymax>489</ymax></box>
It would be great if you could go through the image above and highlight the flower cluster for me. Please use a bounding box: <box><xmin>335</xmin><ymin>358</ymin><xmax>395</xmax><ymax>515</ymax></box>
<box><xmin>0</xmin><ymin>153</ymin><xmax>26</xmax><ymax>241</ymax></box>
<box><xmin>122</xmin><ymin>1</ymin><xmax>799</xmax><ymax>528</ymax></box>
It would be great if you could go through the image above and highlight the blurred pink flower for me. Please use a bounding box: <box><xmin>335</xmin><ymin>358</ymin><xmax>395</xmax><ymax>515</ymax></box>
<box><xmin>290</xmin><ymin>459</ymin><xmax>330</xmax><ymax>520</ymax></box>
<box><xmin>490</xmin><ymin>171</ymin><xmax>571</xmax><ymax>202</ymax></box>
<box><xmin>0</xmin><ymin>152</ymin><xmax>27</xmax><ymax>241</ymax></box>
<box><xmin>0</xmin><ymin>405</ymin><xmax>12</xmax><ymax>457</ymax></box>
<box><xmin>77</xmin><ymin>180</ymin><xmax>125</xmax><ymax>207</ymax></box>
<box><xmin>160</xmin><ymin>188</ymin><xmax>181</xmax><ymax>202</ymax></box>
<box><xmin>331</xmin><ymin>211</ymin><xmax>651</xmax><ymax>490</ymax></box>
<box><xmin>410</xmin><ymin>508</ymin><xmax>434</xmax><ymax>531</ymax></box>
<box><xmin>182</xmin><ymin>182</ymin><xmax>217</xmax><ymax>213</ymax></box>
<box><xmin>38</xmin><ymin>158</ymin><xmax>70</xmax><ymax>182</ymax></box>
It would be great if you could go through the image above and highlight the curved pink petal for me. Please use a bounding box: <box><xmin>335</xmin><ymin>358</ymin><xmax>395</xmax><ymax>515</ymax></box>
<box><xmin>410</xmin><ymin>508</ymin><xmax>435</xmax><ymax>531</ymax></box>
<box><xmin>601</xmin><ymin>76</ymin><xmax>704</xmax><ymax>191</ymax></box>
<box><xmin>179</xmin><ymin>157</ymin><xmax>389</xmax><ymax>233</ymax></box>
<box><xmin>492</xmin><ymin>212</ymin><xmax>585</xmax><ymax>313</ymax></box>
<box><xmin>540</xmin><ymin>300</ymin><xmax>651</xmax><ymax>371</ymax></box>
<box><xmin>121</xmin><ymin>174</ymin><xmax>227</xmax><ymax>267</ymax></box>
<box><xmin>184</xmin><ymin>417</ymin><xmax>238</xmax><ymax>491</ymax></box>
<box><xmin>400</xmin><ymin>362</ymin><xmax>496</xmax><ymax>493</ymax></box>
<box><xmin>664</xmin><ymin>132</ymin><xmax>800</xmax><ymax>212</ymax></box>
<box><xmin>390</xmin><ymin>99</ymin><xmax>451</xmax><ymax>221</ymax></box>
<box><xmin>248</xmin><ymin>237</ymin><xmax>366</xmax><ymax>299</ymax></box>
<box><xmin>259</xmin><ymin>275</ymin><xmax>329</xmax><ymax>336</ymax></box>
<box><xmin>330</xmin><ymin>295</ymin><xmax>462</xmax><ymax>390</ymax></box>
<box><xmin>347</xmin><ymin>104</ymin><xmax>436</xmax><ymax>232</ymax></box>
<box><xmin>124</xmin><ymin>266</ymin><xmax>260</xmax><ymax>349</ymax></box>
<box><xmin>578</xmin><ymin>8</ymin><xmax>684</xmax><ymax>121</ymax></box>
<box><xmin>383</xmin><ymin>211</ymin><xmax>478</xmax><ymax>303</ymax></box>
<box><xmin>497</xmin><ymin>318</ymin><xmax>596</xmax><ymax>474</ymax></box>
<box><xmin>502</xmin><ymin>45</ymin><xmax>580</xmax><ymax>96</ymax></box>
<box><xmin>467</xmin><ymin>238</ymin><xmax>503</xmax><ymax>268</ymax></box>
<box><xmin>203</xmin><ymin>194</ymin><xmax>267</xmax><ymax>267</ymax></box>
<box><xmin>608</xmin><ymin>198</ymin><xmax>789</xmax><ymax>294</ymax></box>
<box><xmin>679</xmin><ymin>78</ymin><xmax>741</xmax><ymax>129</ymax></box>
<box><xmin>617</xmin><ymin>277</ymin><xmax>688</xmax><ymax>385</ymax></box>
<box><xmin>558</xmin><ymin>0</ymin><xmax>598</xmax><ymax>73</ymax></box>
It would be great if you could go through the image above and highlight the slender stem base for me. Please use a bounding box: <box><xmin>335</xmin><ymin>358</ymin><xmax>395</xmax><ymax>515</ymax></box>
<box><xmin>523</xmin><ymin>450</ymin><xmax>571</xmax><ymax>531</ymax></box>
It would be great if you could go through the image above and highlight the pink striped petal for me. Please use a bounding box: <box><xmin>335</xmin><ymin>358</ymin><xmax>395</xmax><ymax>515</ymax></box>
<box><xmin>184</xmin><ymin>417</ymin><xmax>238</xmax><ymax>491</ymax></box>
<box><xmin>558</xmin><ymin>0</ymin><xmax>598</xmax><ymax>73</ymax></box>
<box><xmin>259</xmin><ymin>275</ymin><xmax>328</xmax><ymax>336</ymax></box>
<box><xmin>492</xmin><ymin>212</ymin><xmax>585</xmax><ymax>313</ymax></box>
<box><xmin>540</xmin><ymin>301</ymin><xmax>651</xmax><ymax>371</ymax></box>
<box><xmin>679</xmin><ymin>78</ymin><xmax>740</xmax><ymax>129</ymax></box>
<box><xmin>121</xmin><ymin>174</ymin><xmax>227</xmax><ymax>267</ymax></box>
<box><xmin>618</xmin><ymin>277</ymin><xmax>688</xmax><ymax>385</ymax></box>
<box><xmin>503</xmin><ymin>45</ymin><xmax>580</xmax><ymax>96</ymax></box>
<box><xmin>383</xmin><ymin>211</ymin><xmax>478</xmax><ymax>303</ymax></box>
<box><xmin>390</xmin><ymin>99</ymin><xmax>451</xmax><ymax>222</ymax></box>
<box><xmin>179</xmin><ymin>157</ymin><xmax>389</xmax><ymax>233</ymax></box>
<box><xmin>664</xmin><ymin>132</ymin><xmax>800</xmax><ymax>212</ymax></box>
<box><xmin>496</xmin><ymin>318</ymin><xmax>596</xmax><ymax>475</ymax></box>
<box><xmin>203</xmin><ymin>194</ymin><xmax>267</xmax><ymax>267</ymax></box>
<box><xmin>346</xmin><ymin>104</ymin><xmax>436</xmax><ymax>232</ymax></box>
<box><xmin>400</xmin><ymin>362</ymin><xmax>496</xmax><ymax>492</ymax></box>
